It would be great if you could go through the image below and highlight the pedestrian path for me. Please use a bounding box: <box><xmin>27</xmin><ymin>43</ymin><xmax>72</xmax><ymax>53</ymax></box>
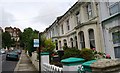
<box><xmin>14</xmin><ymin>50</ymin><xmax>38</xmax><ymax>72</ymax></box>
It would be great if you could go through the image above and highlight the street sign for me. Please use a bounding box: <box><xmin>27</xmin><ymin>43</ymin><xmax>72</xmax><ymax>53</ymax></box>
<box><xmin>33</xmin><ymin>39</ymin><xmax>39</xmax><ymax>47</ymax></box>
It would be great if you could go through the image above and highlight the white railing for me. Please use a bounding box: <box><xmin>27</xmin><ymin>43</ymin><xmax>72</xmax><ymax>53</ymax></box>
<box><xmin>43</xmin><ymin>63</ymin><xmax>63</xmax><ymax>73</ymax></box>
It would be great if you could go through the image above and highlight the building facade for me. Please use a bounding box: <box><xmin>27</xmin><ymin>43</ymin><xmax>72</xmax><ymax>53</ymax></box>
<box><xmin>5</xmin><ymin>27</ymin><xmax>21</xmax><ymax>48</ymax></box>
<box><xmin>98</xmin><ymin>1</ymin><xmax>120</xmax><ymax>59</ymax></box>
<box><xmin>5</xmin><ymin>27</ymin><xmax>21</xmax><ymax>42</ymax></box>
<box><xmin>44</xmin><ymin>1</ymin><xmax>103</xmax><ymax>52</ymax></box>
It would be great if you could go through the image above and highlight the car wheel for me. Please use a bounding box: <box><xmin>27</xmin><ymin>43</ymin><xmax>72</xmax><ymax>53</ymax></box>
<box><xmin>6</xmin><ymin>58</ymin><xmax>9</xmax><ymax>61</ymax></box>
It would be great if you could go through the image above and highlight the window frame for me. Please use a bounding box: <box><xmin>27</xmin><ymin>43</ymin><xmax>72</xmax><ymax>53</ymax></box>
<box><xmin>108</xmin><ymin>2</ymin><xmax>120</xmax><ymax>15</ymax></box>
<box><xmin>88</xmin><ymin>29</ymin><xmax>95</xmax><ymax>49</ymax></box>
<box><xmin>70</xmin><ymin>38</ymin><xmax>74</xmax><ymax>48</ymax></box>
<box><xmin>110</xmin><ymin>27</ymin><xmax>120</xmax><ymax>58</ymax></box>
<box><xmin>86</xmin><ymin>2</ymin><xmax>93</xmax><ymax>19</ymax></box>
<box><xmin>66</xmin><ymin>19</ymin><xmax>70</xmax><ymax>31</ymax></box>
<box><xmin>61</xmin><ymin>24</ymin><xmax>64</xmax><ymax>34</ymax></box>
<box><xmin>75</xmin><ymin>11</ymin><xmax>80</xmax><ymax>25</ymax></box>
<box><xmin>79</xmin><ymin>31</ymin><xmax>85</xmax><ymax>49</ymax></box>
<box><xmin>112</xmin><ymin>31</ymin><xmax>120</xmax><ymax>44</ymax></box>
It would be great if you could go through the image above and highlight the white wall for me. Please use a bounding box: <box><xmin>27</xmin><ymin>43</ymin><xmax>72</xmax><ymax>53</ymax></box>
<box><xmin>98</xmin><ymin>2</ymin><xmax>120</xmax><ymax>59</ymax></box>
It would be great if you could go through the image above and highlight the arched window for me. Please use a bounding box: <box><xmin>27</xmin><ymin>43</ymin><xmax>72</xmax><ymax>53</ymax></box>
<box><xmin>70</xmin><ymin>38</ymin><xmax>74</xmax><ymax>48</ymax></box>
<box><xmin>55</xmin><ymin>40</ymin><xmax>58</xmax><ymax>50</ymax></box>
<box><xmin>59</xmin><ymin>41</ymin><xmax>62</xmax><ymax>50</ymax></box>
<box><xmin>75</xmin><ymin>36</ymin><xmax>78</xmax><ymax>48</ymax></box>
<box><xmin>79</xmin><ymin>31</ymin><xmax>85</xmax><ymax>48</ymax></box>
<box><xmin>63</xmin><ymin>39</ymin><xmax>67</xmax><ymax>46</ymax></box>
<box><xmin>88</xmin><ymin>29</ymin><xmax>95</xmax><ymax>49</ymax></box>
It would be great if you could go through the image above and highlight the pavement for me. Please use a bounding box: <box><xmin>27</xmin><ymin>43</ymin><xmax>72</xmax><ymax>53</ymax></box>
<box><xmin>14</xmin><ymin>50</ymin><xmax>39</xmax><ymax>73</ymax></box>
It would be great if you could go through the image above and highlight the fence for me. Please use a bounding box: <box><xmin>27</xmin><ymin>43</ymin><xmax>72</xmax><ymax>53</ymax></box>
<box><xmin>43</xmin><ymin>63</ymin><xmax>63</xmax><ymax>73</ymax></box>
<box><xmin>41</xmin><ymin>52</ymin><xmax>120</xmax><ymax>73</ymax></box>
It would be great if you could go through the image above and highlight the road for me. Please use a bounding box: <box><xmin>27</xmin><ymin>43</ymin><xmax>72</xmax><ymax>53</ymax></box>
<box><xmin>1</xmin><ymin>53</ymin><xmax>18</xmax><ymax>72</ymax></box>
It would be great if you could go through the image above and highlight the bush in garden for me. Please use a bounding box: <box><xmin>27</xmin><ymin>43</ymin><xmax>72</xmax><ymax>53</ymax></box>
<box><xmin>62</xmin><ymin>47</ymin><xmax>81</xmax><ymax>59</ymax></box>
<box><xmin>44</xmin><ymin>39</ymin><xmax>55</xmax><ymax>53</ymax></box>
<box><xmin>63</xmin><ymin>45</ymin><xmax>70</xmax><ymax>50</ymax></box>
<box><xmin>80</xmin><ymin>48</ymin><xmax>94</xmax><ymax>61</ymax></box>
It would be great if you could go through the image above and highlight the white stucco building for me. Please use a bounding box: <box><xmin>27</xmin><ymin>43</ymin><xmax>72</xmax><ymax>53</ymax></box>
<box><xmin>98</xmin><ymin>1</ymin><xmax>120</xmax><ymax>59</ymax></box>
<box><xmin>44</xmin><ymin>0</ymin><xmax>103</xmax><ymax>52</ymax></box>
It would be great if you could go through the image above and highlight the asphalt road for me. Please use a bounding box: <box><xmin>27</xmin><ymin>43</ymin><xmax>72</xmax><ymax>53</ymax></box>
<box><xmin>1</xmin><ymin>53</ymin><xmax>18</xmax><ymax>72</ymax></box>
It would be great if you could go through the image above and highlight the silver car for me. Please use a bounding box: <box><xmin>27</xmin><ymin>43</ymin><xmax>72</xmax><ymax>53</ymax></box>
<box><xmin>0</xmin><ymin>49</ymin><xmax>6</xmax><ymax>54</ymax></box>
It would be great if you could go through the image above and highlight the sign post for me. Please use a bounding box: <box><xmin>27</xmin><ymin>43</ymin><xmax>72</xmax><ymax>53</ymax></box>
<box><xmin>33</xmin><ymin>39</ymin><xmax>39</xmax><ymax>47</ymax></box>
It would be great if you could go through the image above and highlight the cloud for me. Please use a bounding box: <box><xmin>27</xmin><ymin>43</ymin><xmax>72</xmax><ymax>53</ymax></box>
<box><xmin>1</xmin><ymin>0</ymin><xmax>77</xmax><ymax>3</ymax></box>
<box><xmin>0</xmin><ymin>0</ymin><xmax>78</xmax><ymax>32</ymax></box>
<box><xmin>32</xmin><ymin>2</ymin><xmax>74</xmax><ymax>25</ymax></box>
<box><xmin>0</xmin><ymin>8</ymin><xmax>16</xmax><ymax>28</ymax></box>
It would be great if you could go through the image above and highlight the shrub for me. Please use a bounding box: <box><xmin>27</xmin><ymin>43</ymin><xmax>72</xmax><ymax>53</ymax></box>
<box><xmin>63</xmin><ymin>45</ymin><xmax>70</xmax><ymax>50</ymax></box>
<box><xmin>62</xmin><ymin>48</ymin><xmax>81</xmax><ymax>59</ymax></box>
<box><xmin>80</xmin><ymin>48</ymin><xmax>94</xmax><ymax>61</ymax></box>
<box><xmin>44</xmin><ymin>39</ymin><xmax>55</xmax><ymax>52</ymax></box>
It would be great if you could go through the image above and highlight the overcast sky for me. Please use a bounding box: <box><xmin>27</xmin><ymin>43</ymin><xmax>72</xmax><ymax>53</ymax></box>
<box><xmin>0</xmin><ymin>0</ymin><xmax>78</xmax><ymax>32</ymax></box>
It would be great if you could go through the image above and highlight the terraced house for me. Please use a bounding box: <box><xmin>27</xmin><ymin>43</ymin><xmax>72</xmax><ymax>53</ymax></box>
<box><xmin>98</xmin><ymin>1</ymin><xmax>120</xmax><ymax>59</ymax></box>
<box><xmin>44</xmin><ymin>1</ymin><xmax>103</xmax><ymax>52</ymax></box>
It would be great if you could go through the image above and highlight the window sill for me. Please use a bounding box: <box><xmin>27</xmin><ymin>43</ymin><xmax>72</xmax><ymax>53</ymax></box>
<box><xmin>75</xmin><ymin>20</ymin><xmax>97</xmax><ymax>29</ymax></box>
<box><xmin>102</xmin><ymin>12</ymin><xmax>120</xmax><ymax>23</ymax></box>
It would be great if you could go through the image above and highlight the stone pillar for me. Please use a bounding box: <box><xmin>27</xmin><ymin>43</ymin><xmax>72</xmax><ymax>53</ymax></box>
<box><xmin>61</xmin><ymin>57</ymin><xmax>85</xmax><ymax>72</ymax></box>
<box><xmin>40</xmin><ymin>52</ymin><xmax>49</xmax><ymax>71</ymax></box>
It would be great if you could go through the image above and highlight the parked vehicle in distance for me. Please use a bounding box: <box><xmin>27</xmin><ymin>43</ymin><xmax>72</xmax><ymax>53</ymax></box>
<box><xmin>13</xmin><ymin>49</ymin><xmax>22</xmax><ymax>54</ymax></box>
<box><xmin>0</xmin><ymin>49</ymin><xmax>6</xmax><ymax>54</ymax></box>
<box><xmin>6</xmin><ymin>51</ymin><xmax>19</xmax><ymax>61</ymax></box>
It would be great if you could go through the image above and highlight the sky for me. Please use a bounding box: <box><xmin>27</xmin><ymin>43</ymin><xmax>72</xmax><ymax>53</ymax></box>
<box><xmin>0</xmin><ymin>0</ymin><xmax>78</xmax><ymax>32</ymax></box>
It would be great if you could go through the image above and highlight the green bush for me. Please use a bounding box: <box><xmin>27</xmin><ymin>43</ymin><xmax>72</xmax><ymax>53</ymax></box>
<box><xmin>44</xmin><ymin>39</ymin><xmax>55</xmax><ymax>52</ymax></box>
<box><xmin>62</xmin><ymin>48</ymin><xmax>81</xmax><ymax>59</ymax></box>
<box><xmin>80</xmin><ymin>48</ymin><xmax>94</xmax><ymax>61</ymax></box>
<box><xmin>63</xmin><ymin>46</ymin><xmax>70</xmax><ymax>50</ymax></box>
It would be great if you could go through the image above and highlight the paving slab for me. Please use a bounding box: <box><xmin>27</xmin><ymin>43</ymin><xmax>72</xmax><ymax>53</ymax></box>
<box><xmin>14</xmin><ymin>50</ymin><xmax>38</xmax><ymax>71</ymax></box>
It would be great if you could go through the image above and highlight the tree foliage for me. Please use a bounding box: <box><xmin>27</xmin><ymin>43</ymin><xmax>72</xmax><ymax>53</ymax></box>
<box><xmin>20</xmin><ymin>27</ymin><xmax>39</xmax><ymax>56</ymax></box>
<box><xmin>2</xmin><ymin>31</ymin><xmax>11</xmax><ymax>48</ymax></box>
<box><xmin>80</xmin><ymin>48</ymin><xmax>94</xmax><ymax>61</ymax></box>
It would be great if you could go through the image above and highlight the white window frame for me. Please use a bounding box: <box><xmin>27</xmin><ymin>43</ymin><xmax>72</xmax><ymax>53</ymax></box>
<box><xmin>108</xmin><ymin>2</ymin><xmax>120</xmax><ymax>15</ymax></box>
<box><xmin>79</xmin><ymin>31</ymin><xmax>85</xmax><ymax>49</ymax></box>
<box><xmin>88</xmin><ymin>29</ymin><xmax>95</xmax><ymax>49</ymax></box>
<box><xmin>66</xmin><ymin>19</ymin><xmax>70</xmax><ymax>31</ymax></box>
<box><xmin>61</xmin><ymin>24</ymin><xmax>64</xmax><ymax>34</ymax></box>
<box><xmin>52</xmin><ymin>28</ymin><xmax>54</xmax><ymax>37</ymax></box>
<box><xmin>75</xmin><ymin>11</ymin><xmax>80</xmax><ymax>25</ymax></box>
<box><xmin>110</xmin><ymin>27</ymin><xmax>120</xmax><ymax>58</ymax></box>
<box><xmin>86</xmin><ymin>3</ymin><xmax>93</xmax><ymax>19</ymax></box>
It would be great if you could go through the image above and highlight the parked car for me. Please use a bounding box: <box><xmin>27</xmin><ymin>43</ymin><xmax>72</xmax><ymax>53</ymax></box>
<box><xmin>13</xmin><ymin>49</ymin><xmax>22</xmax><ymax>55</ymax></box>
<box><xmin>0</xmin><ymin>49</ymin><xmax>6</xmax><ymax>54</ymax></box>
<box><xmin>6</xmin><ymin>51</ymin><xmax>19</xmax><ymax>61</ymax></box>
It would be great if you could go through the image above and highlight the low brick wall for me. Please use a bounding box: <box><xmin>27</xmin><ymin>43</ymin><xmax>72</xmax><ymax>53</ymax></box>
<box><xmin>27</xmin><ymin>51</ymin><xmax>39</xmax><ymax>71</ymax></box>
<box><xmin>91</xmin><ymin>59</ymin><xmax>120</xmax><ymax>73</ymax></box>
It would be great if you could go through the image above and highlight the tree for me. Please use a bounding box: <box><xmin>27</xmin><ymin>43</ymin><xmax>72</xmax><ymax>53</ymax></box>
<box><xmin>11</xmin><ymin>39</ymin><xmax>16</xmax><ymax>47</ymax></box>
<box><xmin>20</xmin><ymin>27</ymin><xmax>39</xmax><ymax>56</ymax></box>
<box><xmin>19</xmin><ymin>32</ymin><xmax>24</xmax><ymax>48</ymax></box>
<box><xmin>2</xmin><ymin>31</ymin><xmax>12</xmax><ymax>49</ymax></box>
